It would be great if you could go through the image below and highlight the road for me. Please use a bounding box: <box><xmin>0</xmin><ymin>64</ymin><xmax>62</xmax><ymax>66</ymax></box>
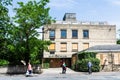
<box><xmin>0</xmin><ymin>68</ymin><xmax>120</xmax><ymax>80</ymax></box>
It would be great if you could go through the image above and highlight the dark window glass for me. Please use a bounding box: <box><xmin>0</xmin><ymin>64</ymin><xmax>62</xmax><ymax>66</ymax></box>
<box><xmin>49</xmin><ymin>30</ymin><xmax>55</xmax><ymax>39</ymax></box>
<box><xmin>61</xmin><ymin>30</ymin><xmax>66</xmax><ymax>38</ymax></box>
<box><xmin>72</xmin><ymin>30</ymin><xmax>78</xmax><ymax>38</ymax></box>
<box><xmin>83</xmin><ymin>30</ymin><xmax>89</xmax><ymax>38</ymax></box>
<box><xmin>50</xmin><ymin>51</ymin><xmax>55</xmax><ymax>54</ymax></box>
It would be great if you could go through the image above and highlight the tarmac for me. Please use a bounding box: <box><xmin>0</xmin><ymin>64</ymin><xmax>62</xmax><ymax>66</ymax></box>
<box><xmin>0</xmin><ymin>68</ymin><xmax>120</xmax><ymax>80</ymax></box>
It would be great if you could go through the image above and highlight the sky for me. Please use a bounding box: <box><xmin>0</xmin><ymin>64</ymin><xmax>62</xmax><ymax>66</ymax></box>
<box><xmin>8</xmin><ymin>0</ymin><xmax>120</xmax><ymax>38</ymax></box>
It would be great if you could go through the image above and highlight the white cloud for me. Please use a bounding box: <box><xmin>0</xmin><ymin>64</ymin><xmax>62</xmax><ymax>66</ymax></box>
<box><xmin>112</xmin><ymin>0</ymin><xmax>120</xmax><ymax>5</ymax></box>
<box><xmin>106</xmin><ymin>0</ymin><xmax>120</xmax><ymax>6</ymax></box>
<box><xmin>48</xmin><ymin>0</ymin><xmax>79</xmax><ymax>10</ymax></box>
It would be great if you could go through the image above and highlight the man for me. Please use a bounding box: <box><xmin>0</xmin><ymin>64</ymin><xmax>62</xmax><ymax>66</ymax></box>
<box><xmin>87</xmin><ymin>61</ymin><xmax>92</xmax><ymax>74</ymax></box>
<box><xmin>62</xmin><ymin>62</ymin><xmax>66</xmax><ymax>74</ymax></box>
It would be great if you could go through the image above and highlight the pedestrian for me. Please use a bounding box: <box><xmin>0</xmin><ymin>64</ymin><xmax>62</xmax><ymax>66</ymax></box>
<box><xmin>28</xmin><ymin>62</ymin><xmax>32</xmax><ymax>74</ymax></box>
<box><xmin>62</xmin><ymin>62</ymin><xmax>66</xmax><ymax>74</ymax></box>
<box><xmin>87</xmin><ymin>61</ymin><xmax>92</xmax><ymax>74</ymax></box>
<box><xmin>26</xmin><ymin>62</ymin><xmax>33</xmax><ymax>76</ymax></box>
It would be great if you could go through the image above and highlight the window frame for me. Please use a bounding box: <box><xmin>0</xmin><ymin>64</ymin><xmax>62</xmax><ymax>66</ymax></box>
<box><xmin>50</xmin><ymin>51</ymin><xmax>55</xmax><ymax>54</ymax></box>
<box><xmin>60</xmin><ymin>42</ymin><xmax>67</xmax><ymax>52</ymax></box>
<box><xmin>49</xmin><ymin>43</ymin><xmax>55</xmax><ymax>51</ymax></box>
<box><xmin>83</xmin><ymin>30</ymin><xmax>89</xmax><ymax>39</ymax></box>
<box><xmin>72</xmin><ymin>30</ymin><xmax>78</xmax><ymax>39</ymax></box>
<box><xmin>61</xmin><ymin>29</ymin><xmax>67</xmax><ymax>39</ymax></box>
<box><xmin>49</xmin><ymin>30</ymin><xmax>55</xmax><ymax>40</ymax></box>
<box><xmin>83</xmin><ymin>43</ymin><xmax>89</xmax><ymax>50</ymax></box>
<box><xmin>72</xmin><ymin>43</ymin><xmax>78</xmax><ymax>52</ymax></box>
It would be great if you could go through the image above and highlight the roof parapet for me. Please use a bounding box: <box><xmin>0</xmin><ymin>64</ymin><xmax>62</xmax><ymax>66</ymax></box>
<box><xmin>53</xmin><ymin>21</ymin><xmax>108</xmax><ymax>25</ymax></box>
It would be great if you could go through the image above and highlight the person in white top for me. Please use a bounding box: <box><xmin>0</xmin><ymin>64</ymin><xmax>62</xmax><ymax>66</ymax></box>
<box><xmin>87</xmin><ymin>61</ymin><xmax>92</xmax><ymax>74</ymax></box>
<box><xmin>27</xmin><ymin>62</ymin><xmax>32</xmax><ymax>74</ymax></box>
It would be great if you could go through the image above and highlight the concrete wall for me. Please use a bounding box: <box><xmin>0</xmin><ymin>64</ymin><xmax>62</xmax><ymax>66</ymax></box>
<box><xmin>0</xmin><ymin>65</ymin><xmax>27</xmax><ymax>74</ymax></box>
<box><xmin>0</xmin><ymin>65</ymin><xmax>41</xmax><ymax>74</ymax></box>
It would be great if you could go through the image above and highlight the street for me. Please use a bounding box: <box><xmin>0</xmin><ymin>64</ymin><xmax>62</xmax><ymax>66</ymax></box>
<box><xmin>0</xmin><ymin>68</ymin><xmax>120</xmax><ymax>80</ymax></box>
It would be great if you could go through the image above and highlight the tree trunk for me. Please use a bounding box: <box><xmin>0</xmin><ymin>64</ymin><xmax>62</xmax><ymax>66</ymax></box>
<box><xmin>25</xmin><ymin>33</ymin><xmax>30</xmax><ymax>65</ymax></box>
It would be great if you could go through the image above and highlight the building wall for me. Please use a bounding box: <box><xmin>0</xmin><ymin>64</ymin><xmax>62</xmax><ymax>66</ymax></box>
<box><xmin>43</xmin><ymin>23</ymin><xmax>116</xmax><ymax>59</ymax></box>
<box><xmin>44</xmin><ymin>24</ymin><xmax>116</xmax><ymax>54</ymax></box>
<box><xmin>96</xmin><ymin>52</ymin><xmax>120</xmax><ymax>71</ymax></box>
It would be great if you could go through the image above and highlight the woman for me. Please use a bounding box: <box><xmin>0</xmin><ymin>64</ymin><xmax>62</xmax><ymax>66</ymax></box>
<box><xmin>28</xmin><ymin>62</ymin><xmax>32</xmax><ymax>74</ymax></box>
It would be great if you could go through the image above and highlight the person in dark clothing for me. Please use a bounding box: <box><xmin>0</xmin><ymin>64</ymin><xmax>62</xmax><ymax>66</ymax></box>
<box><xmin>87</xmin><ymin>61</ymin><xmax>92</xmax><ymax>74</ymax></box>
<box><xmin>62</xmin><ymin>62</ymin><xmax>66</xmax><ymax>74</ymax></box>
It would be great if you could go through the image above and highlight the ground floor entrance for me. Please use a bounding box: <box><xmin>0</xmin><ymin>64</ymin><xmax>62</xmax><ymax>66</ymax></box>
<box><xmin>43</xmin><ymin>58</ymin><xmax>71</xmax><ymax>68</ymax></box>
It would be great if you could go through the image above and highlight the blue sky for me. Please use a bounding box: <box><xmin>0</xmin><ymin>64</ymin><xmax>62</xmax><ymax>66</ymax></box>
<box><xmin>8</xmin><ymin>0</ymin><xmax>120</xmax><ymax>38</ymax></box>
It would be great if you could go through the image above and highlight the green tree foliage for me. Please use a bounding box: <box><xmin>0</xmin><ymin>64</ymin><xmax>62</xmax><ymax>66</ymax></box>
<box><xmin>117</xmin><ymin>39</ymin><xmax>120</xmax><ymax>44</ymax></box>
<box><xmin>29</xmin><ymin>38</ymin><xmax>51</xmax><ymax>64</ymax></box>
<box><xmin>13</xmin><ymin>0</ymin><xmax>54</xmax><ymax>65</ymax></box>
<box><xmin>0</xmin><ymin>0</ymin><xmax>13</xmax><ymax>61</ymax></box>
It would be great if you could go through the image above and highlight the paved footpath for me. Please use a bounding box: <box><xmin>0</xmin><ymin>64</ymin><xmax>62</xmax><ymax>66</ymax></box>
<box><xmin>0</xmin><ymin>68</ymin><xmax>120</xmax><ymax>80</ymax></box>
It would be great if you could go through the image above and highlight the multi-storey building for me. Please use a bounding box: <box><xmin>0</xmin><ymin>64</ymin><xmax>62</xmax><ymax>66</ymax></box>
<box><xmin>42</xmin><ymin>13</ymin><xmax>116</xmax><ymax>68</ymax></box>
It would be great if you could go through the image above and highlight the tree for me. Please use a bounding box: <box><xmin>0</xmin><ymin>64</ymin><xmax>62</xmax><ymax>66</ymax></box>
<box><xmin>0</xmin><ymin>0</ymin><xmax>13</xmax><ymax>60</ymax></box>
<box><xmin>117</xmin><ymin>39</ymin><xmax>120</xmax><ymax>44</ymax></box>
<box><xmin>13</xmin><ymin>0</ymin><xmax>54</xmax><ymax>65</ymax></box>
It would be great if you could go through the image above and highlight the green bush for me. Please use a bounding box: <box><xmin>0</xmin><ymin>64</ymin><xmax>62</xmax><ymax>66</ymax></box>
<box><xmin>0</xmin><ymin>59</ymin><xmax>9</xmax><ymax>66</ymax></box>
<box><xmin>71</xmin><ymin>63</ymin><xmax>76</xmax><ymax>70</ymax></box>
<box><xmin>78</xmin><ymin>52</ymin><xmax>97</xmax><ymax>59</ymax></box>
<box><xmin>77</xmin><ymin>58</ymin><xmax>100</xmax><ymax>72</ymax></box>
<box><xmin>42</xmin><ymin>59</ymin><xmax>50</xmax><ymax>68</ymax></box>
<box><xmin>43</xmin><ymin>63</ymin><xmax>49</xmax><ymax>68</ymax></box>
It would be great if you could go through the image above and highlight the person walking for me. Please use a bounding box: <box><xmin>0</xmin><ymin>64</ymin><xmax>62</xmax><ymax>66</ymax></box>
<box><xmin>28</xmin><ymin>62</ymin><xmax>32</xmax><ymax>74</ymax></box>
<box><xmin>26</xmin><ymin>62</ymin><xmax>33</xmax><ymax>76</ymax></box>
<box><xmin>87</xmin><ymin>61</ymin><xmax>92</xmax><ymax>74</ymax></box>
<box><xmin>62</xmin><ymin>62</ymin><xmax>66</xmax><ymax>74</ymax></box>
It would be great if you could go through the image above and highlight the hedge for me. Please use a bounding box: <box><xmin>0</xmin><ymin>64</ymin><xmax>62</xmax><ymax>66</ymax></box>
<box><xmin>77</xmin><ymin>58</ymin><xmax>100</xmax><ymax>72</ymax></box>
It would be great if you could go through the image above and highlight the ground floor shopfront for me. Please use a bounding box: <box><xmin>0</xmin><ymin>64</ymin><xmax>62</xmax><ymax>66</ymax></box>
<box><xmin>43</xmin><ymin>53</ymin><xmax>77</xmax><ymax>68</ymax></box>
<box><xmin>43</xmin><ymin>58</ymin><xmax>72</xmax><ymax>68</ymax></box>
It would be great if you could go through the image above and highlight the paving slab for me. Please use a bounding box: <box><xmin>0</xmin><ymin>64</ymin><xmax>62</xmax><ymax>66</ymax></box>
<box><xmin>0</xmin><ymin>68</ymin><xmax>120</xmax><ymax>80</ymax></box>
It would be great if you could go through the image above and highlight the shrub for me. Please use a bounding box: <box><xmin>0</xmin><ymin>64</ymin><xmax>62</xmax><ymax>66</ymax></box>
<box><xmin>43</xmin><ymin>63</ymin><xmax>49</xmax><ymax>68</ymax></box>
<box><xmin>42</xmin><ymin>59</ymin><xmax>50</xmax><ymax>68</ymax></box>
<box><xmin>71</xmin><ymin>63</ymin><xmax>76</xmax><ymax>70</ymax></box>
<box><xmin>0</xmin><ymin>59</ymin><xmax>9</xmax><ymax>66</ymax></box>
<box><xmin>78</xmin><ymin>52</ymin><xmax>97</xmax><ymax>59</ymax></box>
<box><xmin>77</xmin><ymin>58</ymin><xmax>100</xmax><ymax>72</ymax></box>
<box><xmin>76</xmin><ymin>52</ymin><xmax>100</xmax><ymax>72</ymax></box>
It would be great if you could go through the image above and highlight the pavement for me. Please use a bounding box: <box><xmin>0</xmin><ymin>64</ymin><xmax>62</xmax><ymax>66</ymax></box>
<box><xmin>0</xmin><ymin>68</ymin><xmax>120</xmax><ymax>80</ymax></box>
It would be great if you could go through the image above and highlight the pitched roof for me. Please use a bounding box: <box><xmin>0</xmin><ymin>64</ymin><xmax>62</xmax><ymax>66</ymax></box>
<box><xmin>85</xmin><ymin>45</ymin><xmax>120</xmax><ymax>53</ymax></box>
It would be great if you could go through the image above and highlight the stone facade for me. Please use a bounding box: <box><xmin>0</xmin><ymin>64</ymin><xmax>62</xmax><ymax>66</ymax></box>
<box><xmin>42</xmin><ymin>13</ymin><xmax>116</xmax><ymax>68</ymax></box>
<box><xmin>97</xmin><ymin>52</ymin><xmax>120</xmax><ymax>71</ymax></box>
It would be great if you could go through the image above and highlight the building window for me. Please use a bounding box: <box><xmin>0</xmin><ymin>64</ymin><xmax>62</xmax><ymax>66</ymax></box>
<box><xmin>72</xmin><ymin>43</ymin><xmax>78</xmax><ymax>52</ymax></box>
<box><xmin>50</xmin><ymin>51</ymin><xmax>55</xmax><ymax>54</ymax></box>
<box><xmin>49</xmin><ymin>43</ymin><xmax>55</xmax><ymax>51</ymax></box>
<box><xmin>83</xmin><ymin>43</ymin><xmax>89</xmax><ymax>50</ymax></box>
<box><xmin>61</xmin><ymin>30</ymin><xmax>67</xmax><ymax>39</ymax></box>
<box><xmin>49</xmin><ymin>30</ymin><xmax>55</xmax><ymax>40</ymax></box>
<box><xmin>83</xmin><ymin>30</ymin><xmax>89</xmax><ymax>38</ymax></box>
<box><xmin>72</xmin><ymin>30</ymin><xmax>78</xmax><ymax>39</ymax></box>
<box><xmin>60</xmin><ymin>43</ymin><xmax>67</xmax><ymax>52</ymax></box>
